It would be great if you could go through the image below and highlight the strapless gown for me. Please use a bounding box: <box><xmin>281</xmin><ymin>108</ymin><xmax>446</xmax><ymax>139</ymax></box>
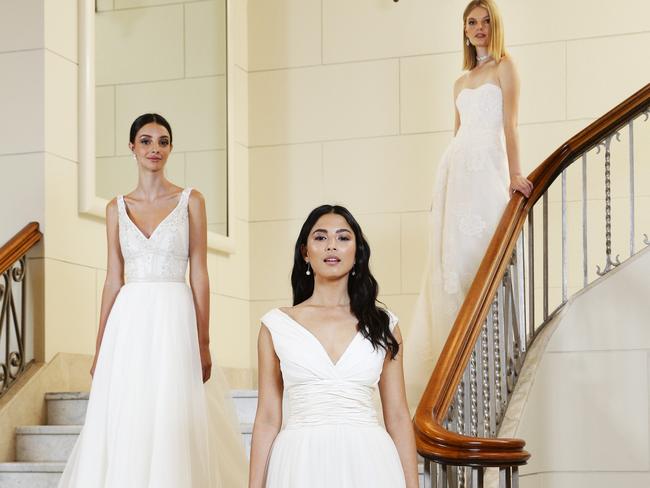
<box><xmin>404</xmin><ymin>83</ymin><xmax>510</xmax><ymax>407</ymax></box>
<box><xmin>261</xmin><ymin>308</ymin><xmax>406</xmax><ymax>488</ymax></box>
<box><xmin>58</xmin><ymin>187</ymin><xmax>247</xmax><ymax>487</ymax></box>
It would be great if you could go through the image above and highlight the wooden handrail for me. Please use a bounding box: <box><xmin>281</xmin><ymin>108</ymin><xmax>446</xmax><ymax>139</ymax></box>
<box><xmin>0</xmin><ymin>222</ymin><xmax>42</xmax><ymax>275</ymax></box>
<box><xmin>414</xmin><ymin>83</ymin><xmax>650</xmax><ymax>466</ymax></box>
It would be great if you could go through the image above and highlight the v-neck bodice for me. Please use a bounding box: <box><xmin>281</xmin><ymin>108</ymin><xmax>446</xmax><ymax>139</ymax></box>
<box><xmin>116</xmin><ymin>188</ymin><xmax>192</xmax><ymax>283</ymax></box>
<box><xmin>261</xmin><ymin>308</ymin><xmax>398</xmax><ymax>428</ymax></box>
<box><xmin>275</xmin><ymin>309</ymin><xmax>360</xmax><ymax>367</ymax></box>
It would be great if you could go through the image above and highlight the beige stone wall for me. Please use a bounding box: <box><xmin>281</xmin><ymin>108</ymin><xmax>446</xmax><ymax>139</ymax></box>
<box><xmin>94</xmin><ymin>0</ymin><xmax>228</xmax><ymax>234</ymax></box>
<box><xmin>245</xmin><ymin>0</ymin><xmax>650</xmax><ymax>364</ymax></box>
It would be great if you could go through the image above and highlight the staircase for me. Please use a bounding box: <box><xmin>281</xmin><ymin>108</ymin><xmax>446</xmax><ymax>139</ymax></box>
<box><xmin>0</xmin><ymin>389</ymin><xmax>257</xmax><ymax>487</ymax></box>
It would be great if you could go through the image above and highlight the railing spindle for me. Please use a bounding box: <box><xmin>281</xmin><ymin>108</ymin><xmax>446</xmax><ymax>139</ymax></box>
<box><xmin>561</xmin><ymin>169</ymin><xmax>568</xmax><ymax>302</ymax></box>
<box><xmin>582</xmin><ymin>154</ymin><xmax>588</xmax><ymax>287</ymax></box>
<box><xmin>629</xmin><ymin>119</ymin><xmax>635</xmax><ymax>257</ymax></box>
<box><xmin>543</xmin><ymin>192</ymin><xmax>549</xmax><ymax>319</ymax></box>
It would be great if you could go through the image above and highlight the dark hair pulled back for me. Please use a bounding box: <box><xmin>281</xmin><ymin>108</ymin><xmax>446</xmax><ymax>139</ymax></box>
<box><xmin>291</xmin><ymin>204</ymin><xmax>400</xmax><ymax>359</ymax></box>
<box><xmin>129</xmin><ymin>113</ymin><xmax>173</xmax><ymax>144</ymax></box>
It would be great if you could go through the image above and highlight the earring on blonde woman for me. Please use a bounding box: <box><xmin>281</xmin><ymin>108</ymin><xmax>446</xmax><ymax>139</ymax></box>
<box><xmin>466</xmin><ymin>37</ymin><xmax>470</xmax><ymax>46</ymax></box>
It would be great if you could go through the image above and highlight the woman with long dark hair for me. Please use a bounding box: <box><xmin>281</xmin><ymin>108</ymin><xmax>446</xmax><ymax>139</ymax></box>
<box><xmin>58</xmin><ymin>114</ymin><xmax>247</xmax><ymax>487</ymax></box>
<box><xmin>249</xmin><ymin>205</ymin><xmax>419</xmax><ymax>488</ymax></box>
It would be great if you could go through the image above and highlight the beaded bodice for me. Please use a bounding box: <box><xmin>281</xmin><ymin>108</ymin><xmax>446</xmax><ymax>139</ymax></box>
<box><xmin>116</xmin><ymin>188</ymin><xmax>192</xmax><ymax>283</ymax></box>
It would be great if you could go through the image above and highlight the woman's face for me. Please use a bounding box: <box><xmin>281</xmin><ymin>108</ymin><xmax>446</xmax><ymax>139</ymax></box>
<box><xmin>129</xmin><ymin>122</ymin><xmax>172</xmax><ymax>171</ymax></box>
<box><xmin>465</xmin><ymin>6</ymin><xmax>491</xmax><ymax>48</ymax></box>
<box><xmin>304</xmin><ymin>213</ymin><xmax>356</xmax><ymax>281</ymax></box>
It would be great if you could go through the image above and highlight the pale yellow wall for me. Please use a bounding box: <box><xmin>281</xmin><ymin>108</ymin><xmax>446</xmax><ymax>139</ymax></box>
<box><xmin>245</xmin><ymin>0</ymin><xmax>650</xmax><ymax>365</ymax></box>
<box><xmin>0</xmin><ymin>0</ymin><xmax>45</xmax><ymax>245</ymax></box>
<box><xmin>94</xmin><ymin>0</ymin><xmax>228</xmax><ymax>234</ymax></box>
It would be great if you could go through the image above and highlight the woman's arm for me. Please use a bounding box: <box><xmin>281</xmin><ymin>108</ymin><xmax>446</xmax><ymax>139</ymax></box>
<box><xmin>379</xmin><ymin>325</ymin><xmax>419</xmax><ymax>488</ymax></box>
<box><xmin>453</xmin><ymin>76</ymin><xmax>464</xmax><ymax>136</ymax></box>
<box><xmin>91</xmin><ymin>199</ymin><xmax>124</xmax><ymax>376</ymax></box>
<box><xmin>249</xmin><ymin>325</ymin><xmax>284</xmax><ymax>488</ymax></box>
<box><xmin>499</xmin><ymin>56</ymin><xmax>533</xmax><ymax>198</ymax></box>
<box><xmin>188</xmin><ymin>190</ymin><xmax>212</xmax><ymax>383</ymax></box>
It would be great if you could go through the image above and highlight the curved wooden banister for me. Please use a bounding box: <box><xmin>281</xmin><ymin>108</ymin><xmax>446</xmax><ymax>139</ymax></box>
<box><xmin>0</xmin><ymin>222</ymin><xmax>42</xmax><ymax>275</ymax></box>
<box><xmin>414</xmin><ymin>83</ymin><xmax>650</xmax><ymax>467</ymax></box>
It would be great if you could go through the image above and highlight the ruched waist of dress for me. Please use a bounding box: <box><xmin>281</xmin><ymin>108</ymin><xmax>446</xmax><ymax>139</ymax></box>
<box><xmin>284</xmin><ymin>380</ymin><xmax>378</xmax><ymax>428</ymax></box>
<box><xmin>124</xmin><ymin>277</ymin><xmax>187</xmax><ymax>284</ymax></box>
<box><xmin>455</xmin><ymin>126</ymin><xmax>504</xmax><ymax>140</ymax></box>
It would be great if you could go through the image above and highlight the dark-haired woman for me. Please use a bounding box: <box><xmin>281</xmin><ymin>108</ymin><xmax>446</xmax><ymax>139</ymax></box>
<box><xmin>249</xmin><ymin>205</ymin><xmax>419</xmax><ymax>488</ymax></box>
<box><xmin>58</xmin><ymin>114</ymin><xmax>247</xmax><ymax>487</ymax></box>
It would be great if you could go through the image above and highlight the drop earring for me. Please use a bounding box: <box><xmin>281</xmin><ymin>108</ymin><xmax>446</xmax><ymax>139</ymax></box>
<box><xmin>466</xmin><ymin>38</ymin><xmax>470</xmax><ymax>46</ymax></box>
<box><xmin>305</xmin><ymin>262</ymin><xmax>311</xmax><ymax>276</ymax></box>
<box><xmin>351</xmin><ymin>264</ymin><xmax>356</xmax><ymax>276</ymax></box>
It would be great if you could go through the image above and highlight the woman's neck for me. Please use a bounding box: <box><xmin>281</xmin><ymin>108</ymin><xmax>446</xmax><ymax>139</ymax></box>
<box><xmin>475</xmin><ymin>46</ymin><xmax>490</xmax><ymax>59</ymax></box>
<box><xmin>135</xmin><ymin>170</ymin><xmax>172</xmax><ymax>201</ymax></box>
<box><xmin>308</xmin><ymin>276</ymin><xmax>351</xmax><ymax>308</ymax></box>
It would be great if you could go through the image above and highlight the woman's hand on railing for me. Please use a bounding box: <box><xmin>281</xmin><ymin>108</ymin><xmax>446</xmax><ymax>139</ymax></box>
<box><xmin>509</xmin><ymin>173</ymin><xmax>533</xmax><ymax>198</ymax></box>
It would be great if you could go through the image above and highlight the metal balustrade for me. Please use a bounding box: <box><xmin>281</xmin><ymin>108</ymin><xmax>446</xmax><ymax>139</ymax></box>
<box><xmin>0</xmin><ymin>223</ymin><xmax>42</xmax><ymax>399</ymax></box>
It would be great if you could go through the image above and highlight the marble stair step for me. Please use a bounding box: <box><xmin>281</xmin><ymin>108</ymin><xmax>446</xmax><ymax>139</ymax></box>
<box><xmin>0</xmin><ymin>462</ymin><xmax>64</xmax><ymax>488</ymax></box>
<box><xmin>45</xmin><ymin>390</ymin><xmax>259</xmax><ymax>426</ymax></box>
<box><xmin>231</xmin><ymin>389</ymin><xmax>258</xmax><ymax>425</ymax></box>
<box><xmin>45</xmin><ymin>392</ymin><xmax>88</xmax><ymax>426</ymax></box>
<box><xmin>15</xmin><ymin>426</ymin><xmax>81</xmax><ymax>463</ymax></box>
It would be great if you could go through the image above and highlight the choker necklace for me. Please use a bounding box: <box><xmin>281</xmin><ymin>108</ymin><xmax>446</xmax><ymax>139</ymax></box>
<box><xmin>476</xmin><ymin>53</ymin><xmax>491</xmax><ymax>63</ymax></box>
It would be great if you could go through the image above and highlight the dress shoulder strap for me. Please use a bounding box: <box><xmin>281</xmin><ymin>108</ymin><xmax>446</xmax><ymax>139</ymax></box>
<box><xmin>116</xmin><ymin>195</ymin><xmax>126</xmax><ymax>214</ymax></box>
<box><xmin>181</xmin><ymin>187</ymin><xmax>193</xmax><ymax>206</ymax></box>
<box><xmin>260</xmin><ymin>308</ymin><xmax>288</xmax><ymax>336</ymax></box>
<box><xmin>386</xmin><ymin>310</ymin><xmax>399</xmax><ymax>332</ymax></box>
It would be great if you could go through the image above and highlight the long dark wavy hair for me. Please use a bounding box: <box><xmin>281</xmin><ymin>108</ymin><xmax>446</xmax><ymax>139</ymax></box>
<box><xmin>291</xmin><ymin>205</ymin><xmax>400</xmax><ymax>359</ymax></box>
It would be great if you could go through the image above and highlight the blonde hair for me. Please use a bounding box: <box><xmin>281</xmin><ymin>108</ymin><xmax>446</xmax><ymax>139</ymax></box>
<box><xmin>462</xmin><ymin>0</ymin><xmax>506</xmax><ymax>70</ymax></box>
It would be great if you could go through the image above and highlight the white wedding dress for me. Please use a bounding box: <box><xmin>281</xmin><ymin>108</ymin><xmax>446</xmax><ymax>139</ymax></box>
<box><xmin>261</xmin><ymin>308</ymin><xmax>406</xmax><ymax>488</ymax></box>
<box><xmin>404</xmin><ymin>83</ymin><xmax>510</xmax><ymax>406</ymax></box>
<box><xmin>58</xmin><ymin>187</ymin><xmax>247</xmax><ymax>488</ymax></box>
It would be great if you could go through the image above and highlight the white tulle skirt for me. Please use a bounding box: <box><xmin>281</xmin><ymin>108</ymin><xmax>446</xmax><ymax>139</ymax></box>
<box><xmin>403</xmin><ymin>128</ymin><xmax>510</xmax><ymax>409</ymax></box>
<box><xmin>265</xmin><ymin>424</ymin><xmax>405</xmax><ymax>488</ymax></box>
<box><xmin>58</xmin><ymin>282</ymin><xmax>247</xmax><ymax>488</ymax></box>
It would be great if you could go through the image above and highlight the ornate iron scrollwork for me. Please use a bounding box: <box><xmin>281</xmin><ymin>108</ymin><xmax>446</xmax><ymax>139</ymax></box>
<box><xmin>0</xmin><ymin>257</ymin><xmax>28</xmax><ymax>397</ymax></box>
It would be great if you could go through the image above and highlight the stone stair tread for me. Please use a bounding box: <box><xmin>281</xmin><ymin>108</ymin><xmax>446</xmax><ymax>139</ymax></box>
<box><xmin>16</xmin><ymin>425</ymin><xmax>82</xmax><ymax>435</ymax></box>
<box><xmin>44</xmin><ymin>392</ymin><xmax>89</xmax><ymax>401</ymax></box>
<box><xmin>45</xmin><ymin>390</ymin><xmax>258</xmax><ymax>398</ymax></box>
<box><xmin>0</xmin><ymin>462</ymin><xmax>65</xmax><ymax>473</ymax></box>
<box><xmin>230</xmin><ymin>389</ymin><xmax>258</xmax><ymax>397</ymax></box>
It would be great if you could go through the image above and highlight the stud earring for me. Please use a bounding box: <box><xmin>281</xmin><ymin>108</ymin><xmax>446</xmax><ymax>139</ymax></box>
<box><xmin>351</xmin><ymin>264</ymin><xmax>356</xmax><ymax>276</ymax></box>
<box><xmin>305</xmin><ymin>262</ymin><xmax>311</xmax><ymax>276</ymax></box>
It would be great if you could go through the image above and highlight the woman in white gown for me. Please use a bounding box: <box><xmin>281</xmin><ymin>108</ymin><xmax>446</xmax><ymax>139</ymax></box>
<box><xmin>58</xmin><ymin>113</ymin><xmax>247</xmax><ymax>487</ymax></box>
<box><xmin>404</xmin><ymin>0</ymin><xmax>533</xmax><ymax>407</ymax></box>
<box><xmin>249</xmin><ymin>205</ymin><xmax>419</xmax><ymax>488</ymax></box>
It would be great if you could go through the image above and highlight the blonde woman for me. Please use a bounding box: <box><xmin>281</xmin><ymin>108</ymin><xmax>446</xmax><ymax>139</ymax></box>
<box><xmin>404</xmin><ymin>0</ymin><xmax>532</xmax><ymax>406</ymax></box>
